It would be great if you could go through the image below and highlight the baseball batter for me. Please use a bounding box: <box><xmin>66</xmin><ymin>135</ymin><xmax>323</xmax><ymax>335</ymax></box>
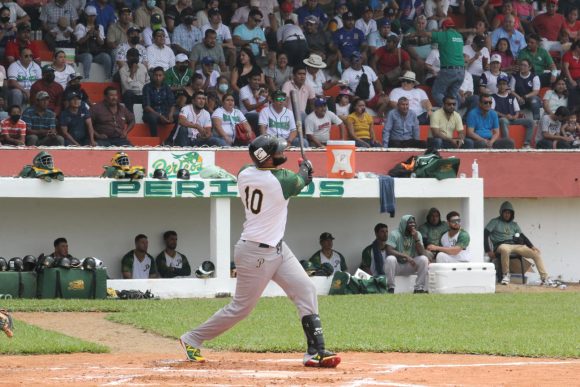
<box><xmin>180</xmin><ymin>134</ymin><xmax>341</xmax><ymax>368</ymax></box>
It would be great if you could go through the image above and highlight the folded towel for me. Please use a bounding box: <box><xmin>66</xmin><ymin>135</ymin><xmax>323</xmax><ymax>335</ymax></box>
<box><xmin>379</xmin><ymin>175</ymin><xmax>395</xmax><ymax>218</ymax></box>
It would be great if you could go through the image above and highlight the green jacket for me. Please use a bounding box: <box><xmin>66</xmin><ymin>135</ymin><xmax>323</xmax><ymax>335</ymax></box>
<box><xmin>485</xmin><ymin>201</ymin><xmax>522</xmax><ymax>250</ymax></box>
<box><xmin>155</xmin><ymin>251</ymin><xmax>191</xmax><ymax>278</ymax></box>
<box><xmin>387</xmin><ymin>214</ymin><xmax>424</xmax><ymax>258</ymax></box>
<box><xmin>418</xmin><ymin>207</ymin><xmax>449</xmax><ymax>245</ymax></box>
<box><xmin>164</xmin><ymin>67</ymin><xmax>193</xmax><ymax>88</ymax></box>
<box><xmin>309</xmin><ymin>249</ymin><xmax>348</xmax><ymax>272</ymax></box>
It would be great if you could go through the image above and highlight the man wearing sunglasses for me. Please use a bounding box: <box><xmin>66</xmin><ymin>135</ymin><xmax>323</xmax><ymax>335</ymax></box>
<box><xmin>258</xmin><ymin>89</ymin><xmax>306</xmax><ymax>147</ymax></box>
<box><xmin>466</xmin><ymin>93</ymin><xmax>514</xmax><ymax>149</ymax></box>
<box><xmin>233</xmin><ymin>9</ymin><xmax>267</xmax><ymax>58</ymax></box>
<box><xmin>426</xmin><ymin>211</ymin><xmax>471</xmax><ymax>263</ymax></box>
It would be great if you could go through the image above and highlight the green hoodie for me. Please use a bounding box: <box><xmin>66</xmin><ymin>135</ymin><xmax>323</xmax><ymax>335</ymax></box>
<box><xmin>418</xmin><ymin>207</ymin><xmax>449</xmax><ymax>245</ymax></box>
<box><xmin>387</xmin><ymin>214</ymin><xmax>424</xmax><ymax>258</ymax></box>
<box><xmin>485</xmin><ymin>201</ymin><xmax>522</xmax><ymax>249</ymax></box>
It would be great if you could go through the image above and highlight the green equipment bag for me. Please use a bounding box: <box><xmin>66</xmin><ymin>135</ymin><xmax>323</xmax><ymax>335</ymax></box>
<box><xmin>0</xmin><ymin>272</ymin><xmax>37</xmax><ymax>298</ymax></box>
<box><xmin>329</xmin><ymin>271</ymin><xmax>353</xmax><ymax>295</ymax></box>
<box><xmin>414</xmin><ymin>154</ymin><xmax>460</xmax><ymax>180</ymax></box>
<box><xmin>37</xmin><ymin>268</ymin><xmax>107</xmax><ymax>299</ymax></box>
<box><xmin>329</xmin><ymin>272</ymin><xmax>388</xmax><ymax>295</ymax></box>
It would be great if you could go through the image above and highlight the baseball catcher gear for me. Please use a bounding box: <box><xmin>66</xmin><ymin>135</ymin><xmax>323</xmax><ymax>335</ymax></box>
<box><xmin>82</xmin><ymin>257</ymin><xmax>97</xmax><ymax>271</ymax></box>
<box><xmin>153</xmin><ymin>168</ymin><xmax>168</xmax><ymax>180</ymax></box>
<box><xmin>314</xmin><ymin>262</ymin><xmax>334</xmax><ymax>277</ymax></box>
<box><xmin>34</xmin><ymin>151</ymin><xmax>54</xmax><ymax>169</ymax></box>
<box><xmin>19</xmin><ymin>151</ymin><xmax>64</xmax><ymax>182</ymax></box>
<box><xmin>0</xmin><ymin>309</ymin><xmax>14</xmax><ymax>338</ymax></box>
<box><xmin>300</xmin><ymin>260</ymin><xmax>317</xmax><ymax>276</ymax></box>
<box><xmin>8</xmin><ymin>257</ymin><xmax>23</xmax><ymax>272</ymax></box>
<box><xmin>249</xmin><ymin>134</ymin><xmax>287</xmax><ymax>166</ymax></box>
<box><xmin>0</xmin><ymin>257</ymin><xmax>7</xmax><ymax>272</ymax></box>
<box><xmin>112</xmin><ymin>152</ymin><xmax>130</xmax><ymax>168</ymax></box>
<box><xmin>102</xmin><ymin>152</ymin><xmax>145</xmax><ymax>180</ymax></box>
<box><xmin>195</xmin><ymin>260</ymin><xmax>215</xmax><ymax>278</ymax></box>
<box><xmin>57</xmin><ymin>257</ymin><xmax>71</xmax><ymax>269</ymax></box>
<box><xmin>70</xmin><ymin>257</ymin><xmax>82</xmax><ymax>268</ymax></box>
<box><xmin>177</xmin><ymin>168</ymin><xmax>190</xmax><ymax>180</ymax></box>
<box><xmin>22</xmin><ymin>255</ymin><xmax>37</xmax><ymax>271</ymax></box>
<box><xmin>301</xmin><ymin>314</ymin><xmax>341</xmax><ymax>368</ymax></box>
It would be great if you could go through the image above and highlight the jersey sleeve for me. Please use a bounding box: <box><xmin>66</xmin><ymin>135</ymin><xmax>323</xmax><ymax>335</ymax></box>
<box><xmin>456</xmin><ymin>230</ymin><xmax>470</xmax><ymax>249</ymax></box>
<box><xmin>271</xmin><ymin>168</ymin><xmax>307</xmax><ymax>199</ymax></box>
<box><xmin>121</xmin><ymin>253</ymin><xmax>133</xmax><ymax>277</ymax></box>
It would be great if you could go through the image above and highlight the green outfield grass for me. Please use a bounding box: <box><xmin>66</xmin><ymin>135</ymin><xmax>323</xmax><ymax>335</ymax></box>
<box><xmin>2</xmin><ymin>293</ymin><xmax>579</xmax><ymax>358</ymax></box>
<box><xmin>0</xmin><ymin>320</ymin><xmax>108</xmax><ymax>355</ymax></box>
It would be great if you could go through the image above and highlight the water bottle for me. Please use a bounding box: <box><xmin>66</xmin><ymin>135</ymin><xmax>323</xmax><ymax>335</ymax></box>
<box><xmin>472</xmin><ymin>159</ymin><xmax>479</xmax><ymax>178</ymax></box>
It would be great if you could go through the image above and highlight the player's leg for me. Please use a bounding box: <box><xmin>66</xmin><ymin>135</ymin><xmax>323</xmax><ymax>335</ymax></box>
<box><xmin>180</xmin><ymin>241</ymin><xmax>282</xmax><ymax>360</ymax></box>
<box><xmin>271</xmin><ymin>242</ymin><xmax>341</xmax><ymax>368</ymax></box>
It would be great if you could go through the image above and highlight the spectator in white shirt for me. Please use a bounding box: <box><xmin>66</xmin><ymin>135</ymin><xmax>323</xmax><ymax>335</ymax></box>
<box><xmin>146</xmin><ymin>28</ymin><xmax>176</xmax><ymax>71</ymax></box>
<box><xmin>388</xmin><ymin>71</ymin><xmax>433</xmax><ymax>125</ymax></box>
<box><xmin>196</xmin><ymin>56</ymin><xmax>220</xmax><ymax>89</ymax></box>
<box><xmin>463</xmin><ymin>35</ymin><xmax>489</xmax><ymax>89</ymax></box>
<box><xmin>7</xmin><ymin>47</ymin><xmax>41</xmax><ymax>107</ymax></box>
<box><xmin>211</xmin><ymin>93</ymin><xmax>251</xmax><ymax>146</ymax></box>
<box><xmin>355</xmin><ymin>6</ymin><xmax>377</xmax><ymax>38</ymax></box>
<box><xmin>119</xmin><ymin>48</ymin><xmax>149</xmax><ymax>113</ymax></box>
<box><xmin>142</xmin><ymin>13</ymin><xmax>171</xmax><ymax>47</ymax></box>
<box><xmin>305</xmin><ymin>97</ymin><xmax>345</xmax><ymax>147</ymax></box>
<box><xmin>239</xmin><ymin>71</ymin><xmax>268</xmax><ymax>133</ymax></box>
<box><xmin>258</xmin><ymin>89</ymin><xmax>306</xmax><ymax>147</ymax></box>
<box><xmin>174</xmin><ymin>90</ymin><xmax>226</xmax><ymax>146</ymax></box>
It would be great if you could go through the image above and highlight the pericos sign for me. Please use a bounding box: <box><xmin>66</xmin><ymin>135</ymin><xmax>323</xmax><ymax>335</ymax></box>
<box><xmin>109</xmin><ymin>180</ymin><xmax>345</xmax><ymax>198</ymax></box>
<box><xmin>147</xmin><ymin>151</ymin><xmax>215</xmax><ymax>178</ymax></box>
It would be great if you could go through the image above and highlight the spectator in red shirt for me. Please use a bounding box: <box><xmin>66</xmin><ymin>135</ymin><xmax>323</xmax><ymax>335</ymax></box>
<box><xmin>562</xmin><ymin>8</ymin><xmax>580</xmax><ymax>47</ymax></box>
<box><xmin>29</xmin><ymin>65</ymin><xmax>64</xmax><ymax>116</ymax></box>
<box><xmin>562</xmin><ymin>40</ymin><xmax>580</xmax><ymax>111</ymax></box>
<box><xmin>371</xmin><ymin>35</ymin><xmax>411</xmax><ymax>89</ymax></box>
<box><xmin>0</xmin><ymin>105</ymin><xmax>26</xmax><ymax>145</ymax></box>
<box><xmin>4</xmin><ymin>23</ymin><xmax>40</xmax><ymax>65</ymax></box>
<box><xmin>532</xmin><ymin>0</ymin><xmax>565</xmax><ymax>53</ymax></box>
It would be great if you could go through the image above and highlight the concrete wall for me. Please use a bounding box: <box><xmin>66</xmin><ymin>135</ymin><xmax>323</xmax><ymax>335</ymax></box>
<box><xmin>0</xmin><ymin>196</ymin><xmax>577</xmax><ymax>282</ymax></box>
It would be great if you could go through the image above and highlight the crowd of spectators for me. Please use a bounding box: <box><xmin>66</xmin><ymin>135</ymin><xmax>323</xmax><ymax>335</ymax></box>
<box><xmin>0</xmin><ymin>0</ymin><xmax>579</xmax><ymax>149</ymax></box>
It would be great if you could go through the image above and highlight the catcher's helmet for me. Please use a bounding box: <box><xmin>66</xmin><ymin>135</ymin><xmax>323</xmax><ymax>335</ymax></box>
<box><xmin>249</xmin><ymin>134</ymin><xmax>287</xmax><ymax>166</ymax></box>
<box><xmin>82</xmin><ymin>257</ymin><xmax>97</xmax><ymax>271</ymax></box>
<box><xmin>33</xmin><ymin>151</ymin><xmax>54</xmax><ymax>169</ymax></box>
<box><xmin>111</xmin><ymin>152</ymin><xmax>130</xmax><ymax>168</ymax></box>
<box><xmin>70</xmin><ymin>257</ymin><xmax>82</xmax><ymax>268</ymax></box>
<box><xmin>22</xmin><ymin>255</ymin><xmax>37</xmax><ymax>271</ymax></box>
<box><xmin>195</xmin><ymin>260</ymin><xmax>215</xmax><ymax>278</ymax></box>
<box><xmin>9</xmin><ymin>257</ymin><xmax>23</xmax><ymax>272</ymax></box>
<box><xmin>0</xmin><ymin>257</ymin><xmax>8</xmax><ymax>272</ymax></box>
<box><xmin>57</xmin><ymin>257</ymin><xmax>71</xmax><ymax>269</ymax></box>
<box><xmin>153</xmin><ymin>168</ymin><xmax>168</xmax><ymax>180</ymax></box>
<box><xmin>176</xmin><ymin>168</ymin><xmax>190</xmax><ymax>180</ymax></box>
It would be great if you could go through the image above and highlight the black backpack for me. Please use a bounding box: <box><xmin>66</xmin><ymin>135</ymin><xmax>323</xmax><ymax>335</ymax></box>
<box><xmin>354</xmin><ymin>68</ymin><xmax>370</xmax><ymax>100</ymax></box>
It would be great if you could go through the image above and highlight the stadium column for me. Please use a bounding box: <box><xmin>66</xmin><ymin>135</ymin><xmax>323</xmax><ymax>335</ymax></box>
<box><xmin>210</xmin><ymin>198</ymin><xmax>231</xmax><ymax>280</ymax></box>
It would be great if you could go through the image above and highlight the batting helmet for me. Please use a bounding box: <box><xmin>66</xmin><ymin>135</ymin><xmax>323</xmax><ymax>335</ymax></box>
<box><xmin>249</xmin><ymin>134</ymin><xmax>287</xmax><ymax>166</ymax></box>
<box><xmin>0</xmin><ymin>257</ymin><xmax>7</xmax><ymax>272</ymax></box>
<box><xmin>57</xmin><ymin>257</ymin><xmax>71</xmax><ymax>269</ymax></box>
<box><xmin>300</xmin><ymin>260</ymin><xmax>316</xmax><ymax>276</ymax></box>
<box><xmin>70</xmin><ymin>257</ymin><xmax>82</xmax><ymax>268</ymax></box>
<box><xmin>37</xmin><ymin>255</ymin><xmax>56</xmax><ymax>271</ymax></box>
<box><xmin>195</xmin><ymin>260</ymin><xmax>215</xmax><ymax>278</ymax></box>
<box><xmin>153</xmin><ymin>168</ymin><xmax>168</xmax><ymax>180</ymax></box>
<box><xmin>9</xmin><ymin>257</ymin><xmax>23</xmax><ymax>272</ymax></box>
<box><xmin>176</xmin><ymin>168</ymin><xmax>190</xmax><ymax>180</ymax></box>
<box><xmin>82</xmin><ymin>257</ymin><xmax>97</xmax><ymax>271</ymax></box>
<box><xmin>22</xmin><ymin>255</ymin><xmax>37</xmax><ymax>271</ymax></box>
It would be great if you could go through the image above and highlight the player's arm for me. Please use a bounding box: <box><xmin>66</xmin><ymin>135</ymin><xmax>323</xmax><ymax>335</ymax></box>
<box><xmin>272</xmin><ymin>163</ymin><xmax>313</xmax><ymax>199</ymax></box>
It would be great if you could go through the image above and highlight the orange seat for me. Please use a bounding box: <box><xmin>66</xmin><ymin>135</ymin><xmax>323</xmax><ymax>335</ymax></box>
<box><xmin>36</xmin><ymin>40</ymin><xmax>53</xmax><ymax>62</ymax></box>
<box><xmin>449</xmin><ymin>13</ymin><xmax>466</xmax><ymax>29</ymax></box>
<box><xmin>329</xmin><ymin>124</ymin><xmax>344</xmax><ymax>140</ymax></box>
<box><xmin>419</xmin><ymin>125</ymin><xmax>430</xmax><ymax>141</ymax></box>
<box><xmin>82</xmin><ymin>82</ymin><xmax>121</xmax><ymax>104</ymax></box>
<box><xmin>128</xmin><ymin>123</ymin><xmax>151</xmax><ymax>137</ymax></box>
<box><xmin>158</xmin><ymin>123</ymin><xmax>175</xmax><ymax>143</ymax></box>
<box><xmin>508</xmin><ymin>125</ymin><xmax>527</xmax><ymax>149</ymax></box>
<box><xmin>416</xmin><ymin>85</ymin><xmax>436</xmax><ymax>106</ymax></box>
<box><xmin>373</xmin><ymin>124</ymin><xmax>383</xmax><ymax>145</ymax></box>
<box><xmin>539</xmin><ymin>87</ymin><xmax>550</xmax><ymax>99</ymax></box>
<box><xmin>324</xmin><ymin>85</ymin><xmax>341</xmax><ymax>98</ymax></box>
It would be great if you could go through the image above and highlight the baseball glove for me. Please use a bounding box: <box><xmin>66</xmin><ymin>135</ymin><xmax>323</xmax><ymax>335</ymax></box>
<box><xmin>0</xmin><ymin>309</ymin><xmax>14</xmax><ymax>338</ymax></box>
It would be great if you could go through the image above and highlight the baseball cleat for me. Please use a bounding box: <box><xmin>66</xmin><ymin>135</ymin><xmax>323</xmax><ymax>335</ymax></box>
<box><xmin>180</xmin><ymin>339</ymin><xmax>205</xmax><ymax>362</ymax></box>
<box><xmin>303</xmin><ymin>350</ymin><xmax>341</xmax><ymax>368</ymax></box>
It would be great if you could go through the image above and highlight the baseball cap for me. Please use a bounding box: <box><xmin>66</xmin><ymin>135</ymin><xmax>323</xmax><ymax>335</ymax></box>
<box><xmin>120</xmin><ymin>7</ymin><xmax>132</xmax><ymax>14</ymax></box>
<box><xmin>151</xmin><ymin>13</ymin><xmax>163</xmax><ymax>24</ymax></box>
<box><xmin>208</xmin><ymin>7</ymin><xmax>220</xmax><ymax>17</ymax></box>
<box><xmin>127</xmin><ymin>47</ymin><xmax>141</xmax><ymax>57</ymax></box>
<box><xmin>280</xmin><ymin>2</ymin><xmax>293</xmax><ymax>13</ymax></box>
<box><xmin>250</xmin><ymin>0</ymin><xmax>260</xmax><ymax>6</ymax></box>
<box><xmin>36</xmin><ymin>91</ymin><xmax>50</xmax><ymax>100</ymax></box>
<box><xmin>67</xmin><ymin>91</ymin><xmax>82</xmax><ymax>101</ymax></box>
<box><xmin>314</xmin><ymin>97</ymin><xmax>327</xmax><ymax>107</ymax></box>
<box><xmin>272</xmin><ymin>89</ymin><xmax>287</xmax><ymax>100</ymax></box>
<box><xmin>384</xmin><ymin>7</ymin><xmax>396</xmax><ymax>16</ymax></box>
<box><xmin>68</xmin><ymin>72</ymin><xmax>83</xmax><ymax>81</ymax></box>
<box><xmin>305</xmin><ymin>15</ymin><xmax>319</xmax><ymax>24</ymax></box>
<box><xmin>17</xmin><ymin>23</ymin><xmax>31</xmax><ymax>32</ymax></box>
<box><xmin>351</xmin><ymin>51</ymin><xmax>362</xmax><ymax>60</ymax></box>
<box><xmin>320</xmin><ymin>232</ymin><xmax>335</xmax><ymax>241</ymax></box>
<box><xmin>472</xmin><ymin>35</ymin><xmax>485</xmax><ymax>48</ymax></box>
<box><xmin>84</xmin><ymin>5</ymin><xmax>97</xmax><ymax>16</ymax></box>
<box><xmin>127</xmin><ymin>26</ymin><xmax>141</xmax><ymax>34</ymax></box>
<box><xmin>41</xmin><ymin>64</ymin><xmax>55</xmax><ymax>73</ymax></box>
<box><xmin>175</xmin><ymin>53</ymin><xmax>189</xmax><ymax>62</ymax></box>
<box><xmin>343</xmin><ymin>11</ymin><xmax>355</xmax><ymax>20</ymax></box>
<box><xmin>441</xmin><ymin>18</ymin><xmax>455</xmax><ymax>29</ymax></box>
<box><xmin>379</xmin><ymin>19</ymin><xmax>391</xmax><ymax>27</ymax></box>
<box><xmin>490</xmin><ymin>54</ymin><xmax>502</xmax><ymax>63</ymax></box>
<box><xmin>497</xmin><ymin>74</ymin><xmax>510</xmax><ymax>83</ymax></box>
<box><xmin>201</xmin><ymin>56</ymin><xmax>215</xmax><ymax>65</ymax></box>
<box><xmin>362</xmin><ymin>5</ymin><xmax>372</xmax><ymax>13</ymax></box>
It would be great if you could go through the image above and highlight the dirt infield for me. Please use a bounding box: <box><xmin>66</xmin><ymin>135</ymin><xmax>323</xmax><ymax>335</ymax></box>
<box><xmin>6</xmin><ymin>311</ymin><xmax>580</xmax><ymax>386</ymax></box>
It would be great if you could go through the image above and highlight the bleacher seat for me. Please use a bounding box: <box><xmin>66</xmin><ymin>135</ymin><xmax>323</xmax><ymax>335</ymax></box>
<box><xmin>539</xmin><ymin>87</ymin><xmax>550</xmax><ymax>99</ymax></box>
<box><xmin>449</xmin><ymin>13</ymin><xmax>466</xmax><ymax>29</ymax></box>
<box><xmin>324</xmin><ymin>85</ymin><xmax>341</xmax><ymax>98</ymax></box>
<box><xmin>329</xmin><ymin>124</ymin><xmax>343</xmax><ymax>140</ymax></box>
<box><xmin>419</xmin><ymin>125</ymin><xmax>430</xmax><ymax>141</ymax></box>
<box><xmin>129</xmin><ymin>136</ymin><xmax>161</xmax><ymax>146</ymax></box>
<box><xmin>417</xmin><ymin>85</ymin><xmax>436</xmax><ymax>106</ymax></box>
<box><xmin>83</xmin><ymin>82</ymin><xmax>121</xmax><ymax>104</ymax></box>
<box><xmin>36</xmin><ymin>40</ymin><xmax>53</xmax><ymax>62</ymax></box>
<box><xmin>373</xmin><ymin>124</ymin><xmax>383</xmax><ymax>144</ymax></box>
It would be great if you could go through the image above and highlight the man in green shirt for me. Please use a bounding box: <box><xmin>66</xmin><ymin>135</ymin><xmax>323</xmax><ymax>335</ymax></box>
<box><xmin>418</xmin><ymin>18</ymin><xmax>465</xmax><ymax>107</ymax></box>
<box><xmin>418</xmin><ymin>207</ymin><xmax>449</xmax><ymax>261</ymax></box>
<box><xmin>165</xmin><ymin>54</ymin><xmax>193</xmax><ymax>93</ymax></box>
<box><xmin>426</xmin><ymin>211</ymin><xmax>471</xmax><ymax>263</ymax></box>
<box><xmin>517</xmin><ymin>33</ymin><xmax>557</xmax><ymax>87</ymax></box>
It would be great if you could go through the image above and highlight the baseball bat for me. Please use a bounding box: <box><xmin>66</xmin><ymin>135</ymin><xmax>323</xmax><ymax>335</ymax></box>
<box><xmin>289</xmin><ymin>90</ymin><xmax>306</xmax><ymax>161</ymax></box>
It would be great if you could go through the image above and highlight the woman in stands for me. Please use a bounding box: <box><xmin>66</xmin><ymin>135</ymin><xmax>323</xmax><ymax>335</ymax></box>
<box><xmin>211</xmin><ymin>93</ymin><xmax>251</xmax><ymax>146</ymax></box>
<box><xmin>265</xmin><ymin>52</ymin><xmax>293</xmax><ymax>93</ymax></box>
<box><xmin>74</xmin><ymin>6</ymin><xmax>113</xmax><ymax>81</ymax></box>
<box><xmin>345</xmin><ymin>97</ymin><xmax>380</xmax><ymax>148</ymax></box>
<box><xmin>230</xmin><ymin>46</ymin><xmax>264</xmax><ymax>94</ymax></box>
<box><xmin>542</xmin><ymin>77</ymin><xmax>568</xmax><ymax>117</ymax></box>
<box><xmin>52</xmin><ymin>50</ymin><xmax>76</xmax><ymax>89</ymax></box>
<box><xmin>510</xmin><ymin>58</ymin><xmax>542</xmax><ymax>121</ymax></box>
<box><xmin>491</xmin><ymin>38</ymin><xmax>516</xmax><ymax>74</ymax></box>
<box><xmin>561</xmin><ymin>8</ymin><xmax>580</xmax><ymax>49</ymax></box>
